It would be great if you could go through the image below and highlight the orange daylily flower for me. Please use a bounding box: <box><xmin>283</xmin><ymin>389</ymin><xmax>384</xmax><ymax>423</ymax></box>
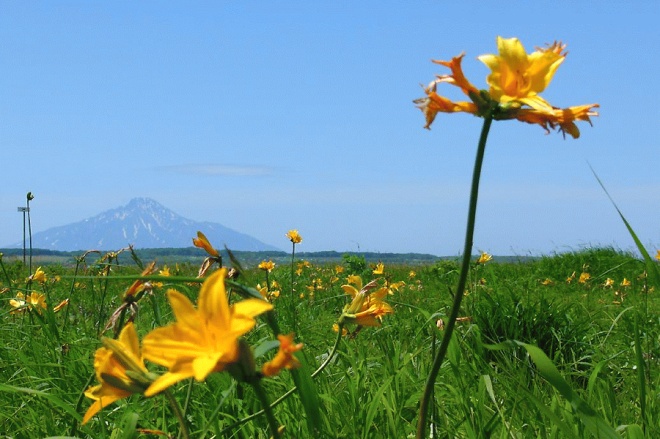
<box><xmin>193</xmin><ymin>231</ymin><xmax>220</xmax><ymax>258</ymax></box>
<box><xmin>261</xmin><ymin>333</ymin><xmax>303</xmax><ymax>377</ymax></box>
<box><xmin>340</xmin><ymin>277</ymin><xmax>393</xmax><ymax>327</ymax></box>
<box><xmin>82</xmin><ymin>323</ymin><xmax>153</xmax><ymax>424</ymax></box>
<box><xmin>477</xmin><ymin>251</ymin><xmax>492</xmax><ymax>264</ymax></box>
<box><xmin>286</xmin><ymin>229</ymin><xmax>303</xmax><ymax>244</ymax></box>
<box><xmin>258</xmin><ymin>260</ymin><xmax>275</xmax><ymax>272</ymax></box>
<box><xmin>416</xmin><ymin>36</ymin><xmax>598</xmax><ymax>138</ymax></box>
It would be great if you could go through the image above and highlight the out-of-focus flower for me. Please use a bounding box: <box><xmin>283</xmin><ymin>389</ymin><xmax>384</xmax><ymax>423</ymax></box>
<box><xmin>656</xmin><ymin>250</ymin><xmax>660</xmax><ymax>261</ymax></box>
<box><xmin>9</xmin><ymin>293</ymin><xmax>27</xmax><ymax>314</ymax></box>
<box><xmin>415</xmin><ymin>36</ymin><xmax>598</xmax><ymax>138</ymax></box>
<box><xmin>346</xmin><ymin>275</ymin><xmax>362</xmax><ymax>286</ymax></box>
<box><xmin>286</xmin><ymin>229</ymin><xmax>302</xmax><ymax>244</ymax></box>
<box><xmin>335</xmin><ymin>265</ymin><xmax>345</xmax><ymax>274</ymax></box>
<box><xmin>82</xmin><ymin>323</ymin><xmax>153</xmax><ymax>424</ymax></box>
<box><xmin>122</xmin><ymin>262</ymin><xmax>157</xmax><ymax>302</ymax></box>
<box><xmin>566</xmin><ymin>271</ymin><xmax>576</xmax><ymax>284</ymax></box>
<box><xmin>477</xmin><ymin>252</ymin><xmax>492</xmax><ymax>264</ymax></box>
<box><xmin>261</xmin><ymin>334</ymin><xmax>303</xmax><ymax>377</ymax></box>
<box><xmin>142</xmin><ymin>268</ymin><xmax>273</xmax><ymax>396</ymax></box>
<box><xmin>603</xmin><ymin>278</ymin><xmax>614</xmax><ymax>288</ymax></box>
<box><xmin>30</xmin><ymin>267</ymin><xmax>47</xmax><ymax>284</ymax></box>
<box><xmin>53</xmin><ymin>298</ymin><xmax>70</xmax><ymax>312</ymax></box>
<box><xmin>620</xmin><ymin>278</ymin><xmax>631</xmax><ymax>287</ymax></box>
<box><xmin>256</xmin><ymin>284</ymin><xmax>280</xmax><ymax>302</ymax></box>
<box><xmin>258</xmin><ymin>260</ymin><xmax>275</xmax><ymax>272</ymax></box>
<box><xmin>372</xmin><ymin>262</ymin><xmax>384</xmax><ymax>275</ymax></box>
<box><xmin>388</xmin><ymin>281</ymin><xmax>406</xmax><ymax>294</ymax></box>
<box><xmin>159</xmin><ymin>266</ymin><xmax>171</xmax><ymax>277</ymax></box>
<box><xmin>578</xmin><ymin>272</ymin><xmax>591</xmax><ymax>284</ymax></box>
<box><xmin>20</xmin><ymin>292</ymin><xmax>47</xmax><ymax>314</ymax></box>
<box><xmin>541</xmin><ymin>278</ymin><xmax>554</xmax><ymax>286</ymax></box>
<box><xmin>332</xmin><ymin>323</ymin><xmax>349</xmax><ymax>336</ymax></box>
<box><xmin>193</xmin><ymin>231</ymin><xmax>220</xmax><ymax>258</ymax></box>
<box><xmin>408</xmin><ymin>270</ymin><xmax>417</xmax><ymax>279</ymax></box>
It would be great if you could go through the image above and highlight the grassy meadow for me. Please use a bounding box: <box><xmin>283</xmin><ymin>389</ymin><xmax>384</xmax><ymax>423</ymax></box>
<box><xmin>0</xmin><ymin>244</ymin><xmax>658</xmax><ymax>438</ymax></box>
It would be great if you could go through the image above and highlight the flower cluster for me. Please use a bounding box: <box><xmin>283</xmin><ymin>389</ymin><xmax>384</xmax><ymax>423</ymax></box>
<box><xmin>415</xmin><ymin>36</ymin><xmax>598</xmax><ymax>138</ymax></box>
<box><xmin>83</xmin><ymin>267</ymin><xmax>302</xmax><ymax>423</ymax></box>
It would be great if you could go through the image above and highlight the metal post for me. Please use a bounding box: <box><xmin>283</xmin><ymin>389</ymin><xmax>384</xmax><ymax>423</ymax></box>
<box><xmin>17</xmin><ymin>207</ymin><xmax>29</xmax><ymax>265</ymax></box>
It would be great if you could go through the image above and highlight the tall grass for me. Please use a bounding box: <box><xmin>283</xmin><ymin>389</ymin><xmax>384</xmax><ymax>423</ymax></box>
<box><xmin>0</xmin><ymin>245</ymin><xmax>658</xmax><ymax>438</ymax></box>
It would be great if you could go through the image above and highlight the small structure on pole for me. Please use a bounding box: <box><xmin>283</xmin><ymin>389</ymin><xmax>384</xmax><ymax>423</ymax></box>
<box><xmin>17</xmin><ymin>206</ymin><xmax>29</xmax><ymax>265</ymax></box>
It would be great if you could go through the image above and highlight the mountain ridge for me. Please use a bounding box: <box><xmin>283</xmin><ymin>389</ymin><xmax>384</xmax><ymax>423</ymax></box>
<box><xmin>5</xmin><ymin>197</ymin><xmax>280</xmax><ymax>252</ymax></box>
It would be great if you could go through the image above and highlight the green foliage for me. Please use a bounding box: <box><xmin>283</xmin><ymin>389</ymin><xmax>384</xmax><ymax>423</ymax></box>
<box><xmin>0</xmin><ymin>248</ymin><xmax>658</xmax><ymax>437</ymax></box>
<box><xmin>341</xmin><ymin>253</ymin><xmax>367</xmax><ymax>275</ymax></box>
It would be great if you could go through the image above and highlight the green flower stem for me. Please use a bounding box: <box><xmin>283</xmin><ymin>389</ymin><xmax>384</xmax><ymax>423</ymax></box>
<box><xmin>219</xmin><ymin>323</ymin><xmax>345</xmax><ymax>434</ymax></box>
<box><xmin>416</xmin><ymin>115</ymin><xmax>493</xmax><ymax>439</ymax></box>
<box><xmin>0</xmin><ymin>257</ymin><xmax>14</xmax><ymax>295</ymax></box>
<box><xmin>290</xmin><ymin>242</ymin><xmax>297</xmax><ymax>333</ymax></box>
<box><xmin>164</xmin><ymin>389</ymin><xmax>190</xmax><ymax>439</ymax></box>
<box><xmin>250</xmin><ymin>379</ymin><xmax>280</xmax><ymax>439</ymax></box>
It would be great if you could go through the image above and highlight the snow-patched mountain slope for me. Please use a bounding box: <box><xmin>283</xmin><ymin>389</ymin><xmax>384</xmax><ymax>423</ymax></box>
<box><xmin>8</xmin><ymin>197</ymin><xmax>279</xmax><ymax>252</ymax></box>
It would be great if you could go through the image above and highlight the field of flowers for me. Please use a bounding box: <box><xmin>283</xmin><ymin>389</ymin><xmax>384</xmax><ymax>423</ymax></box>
<box><xmin>1</xmin><ymin>36</ymin><xmax>658</xmax><ymax>438</ymax></box>
<box><xmin>1</xmin><ymin>237</ymin><xmax>658</xmax><ymax>438</ymax></box>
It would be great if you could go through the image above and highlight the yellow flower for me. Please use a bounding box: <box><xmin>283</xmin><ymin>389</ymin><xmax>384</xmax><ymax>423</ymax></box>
<box><xmin>477</xmin><ymin>252</ymin><xmax>492</xmax><ymax>264</ymax></box>
<box><xmin>19</xmin><ymin>292</ymin><xmax>47</xmax><ymax>314</ymax></box>
<box><xmin>258</xmin><ymin>260</ymin><xmax>275</xmax><ymax>272</ymax></box>
<box><xmin>372</xmin><ymin>262</ymin><xmax>385</xmax><ymax>275</ymax></box>
<box><xmin>82</xmin><ymin>323</ymin><xmax>153</xmax><ymax>424</ymax></box>
<box><xmin>142</xmin><ymin>268</ymin><xmax>273</xmax><ymax>396</ymax></box>
<box><xmin>261</xmin><ymin>333</ymin><xmax>303</xmax><ymax>377</ymax></box>
<box><xmin>159</xmin><ymin>266</ymin><xmax>171</xmax><ymax>277</ymax></box>
<box><xmin>332</xmin><ymin>323</ymin><xmax>349</xmax><ymax>336</ymax></box>
<box><xmin>53</xmin><ymin>298</ymin><xmax>69</xmax><ymax>312</ymax></box>
<box><xmin>340</xmin><ymin>278</ymin><xmax>393</xmax><ymax>327</ymax></box>
<box><xmin>603</xmin><ymin>278</ymin><xmax>614</xmax><ymax>288</ymax></box>
<box><xmin>416</xmin><ymin>36</ymin><xmax>598</xmax><ymax>138</ymax></box>
<box><xmin>388</xmin><ymin>281</ymin><xmax>406</xmax><ymax>294</ymax></box>
<box><xmin>578</xmin><ymin>272</ymin><xmax>591</xmax><ymax>284</ymax></box>
<box><xmin>286</xmin><ymin>229</ymin><xmax>302</xmax><ymax>244</ymax></box>
<box><xmin>478</xmin><ymin>37</ymin><xmax>565</xmax><ymax>112</ymax></box>
<box><xmin>30</xmin><ymin>267</ymin><xmax>47</xmax><ymax>284</ymax></box>
<box><xmin>655</xmin><ymin>250</ymin><xmax>660</xmax><ymax>261</ymax></box>
<box><xmin>192</xmin><ymin>231</ymin><xmax>220</xmax><ymax>258</ymax></box>
<box><xmin>620</xmin><ymin>278</ymin><xmax>631</xmax><ymax>287</ymax></box>
<box><xmin>541</xmin><ymin>278</ymin><xmax>554</xmax><ymax>286</ymax></box>
<box><xmin>566</xmin><ymin>271</ymin><xmax>576</xmax><ymax>283</ymax></box>
<box><xmin>346</xmin><ymin>274</ymin><xmax>362</xmax><ymax>287</ymax></box>
<box><xmin>9</xmin><ymin>293</ymin><xmax>27</xmax><ymax>314</ymax></box>
<box><xmin>408</xmin><ymin>270</ymin><xmax>416</xmax><ymax>279</ymax></box>
<box><xmin>122</xmin><ymin>261</ymin><xmax>157</xmax><ymax>302</ymax></box>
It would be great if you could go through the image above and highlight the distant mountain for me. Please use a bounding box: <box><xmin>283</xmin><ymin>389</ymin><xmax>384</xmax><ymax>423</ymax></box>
<box><xmin>6</xmin><ymin>197</ymin><xmax>280</xmax><ymax>252</ymax></box>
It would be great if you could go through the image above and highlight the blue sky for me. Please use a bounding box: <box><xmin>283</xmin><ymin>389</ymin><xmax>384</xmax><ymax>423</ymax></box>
<box><xmin>1</xmin><ymin>2</ymin><xmax>658</xmax><ymax>255</ymax></box>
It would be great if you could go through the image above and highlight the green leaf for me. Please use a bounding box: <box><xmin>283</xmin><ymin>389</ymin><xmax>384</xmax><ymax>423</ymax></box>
<box><xmin>290</xmin><ymin>354</ymin><xmax>323</xmax><ymax>436</ymax></box>
<box><xmin>253</xmin><ymin>339</ymin><xmax>281</xmax><ymax>359</ymax></box>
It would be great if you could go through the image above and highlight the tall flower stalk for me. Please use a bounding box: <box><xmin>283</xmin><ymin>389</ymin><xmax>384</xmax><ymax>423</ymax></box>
<box><xmin>286</xmin><ymin>230</ymin><xmax>302</xmax><ymax>332</ymax></box>
<box><xmin>414</xmin><ymin>36</ymin><xmax>598</xmax><ymax>438</ymax></box>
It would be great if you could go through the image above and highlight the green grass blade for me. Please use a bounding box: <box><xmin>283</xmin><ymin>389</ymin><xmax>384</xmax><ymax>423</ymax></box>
<box><xmin>514</xmin><ymin>341</ymin><xmax>620</xmax><ymax>439</ymax></box>
<box><xmin>290</xmin><ymin>354</ymin><xmax>323</xmax><ymax>436</ymax></box>
<box><xmin>590</xmin><ymin>165</ymin><xmax>660</xmax><ymax>286</ymax></box>
<box><xmin>0</xmin><ymin>383</ymin><xmax>82</xmax><ymax>421</ymax></box>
